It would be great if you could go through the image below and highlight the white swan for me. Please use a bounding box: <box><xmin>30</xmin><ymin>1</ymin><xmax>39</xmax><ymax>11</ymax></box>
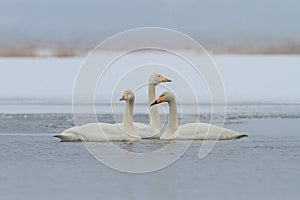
<box><xmin>120</xmin><ymin>90</ymin><xmax>157</xmax><ymax>138</ymax></box>
<box><xmin>147</xmin><ymin>73</ymin><xmax>171</xmax><ymax>137</ymax></box>
<box><xmin>53</xmin><ymin>90</ymin><xmax>142</xmax><ymax>142</ymax></box>
<box><xmin>53</xmin><ymin>73</ymin><xmax>171</xmax><ymax>141</ymax></box>
<box><xmin>151</xmin><ymin>91</ymin><xmax>248</xmax><ymax>140</ymax></box>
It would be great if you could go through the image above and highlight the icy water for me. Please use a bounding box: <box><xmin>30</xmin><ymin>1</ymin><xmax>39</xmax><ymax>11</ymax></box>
<box><xmin>0</xmin><ymin>103</ymin><xmax>300</xmax><ymax>200</ymax></box>
<box><xmin>1</xmin><ymin>55</ymin><xmax>300</xmax><ymax>199</ymax></box>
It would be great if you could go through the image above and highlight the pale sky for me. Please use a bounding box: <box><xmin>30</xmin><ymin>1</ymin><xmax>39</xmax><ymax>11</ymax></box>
<box><xmin>0</xmin><ymin>0</ymin><xmax>300</xmax><ymax>44</ymax></box>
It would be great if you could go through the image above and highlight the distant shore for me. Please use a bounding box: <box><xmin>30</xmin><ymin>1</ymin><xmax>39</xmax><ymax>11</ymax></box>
<box><xmin>1</xmin><ymin>40</ymin><xmax>300</xmax><ymax>57</ymax></box>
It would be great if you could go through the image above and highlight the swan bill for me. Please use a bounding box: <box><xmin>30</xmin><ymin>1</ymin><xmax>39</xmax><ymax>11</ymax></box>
<box><xmin>119</xmin><ymin>93</ymin><xmax>128</xmax><ymax>101</ymax></box>
<box><xmin>151</xmin><ymin>96</ymin><xmax>163</xmax><ymax>106</ymax></box>
<box><xmin>160</xmin><ymin>75</ymin><xmax>172</xmax><ymax>82</ymax></box>
<box><xmin>119</xmin><ymin>96</ymin><xmax>126</xmax><ymax>101</ymax></box>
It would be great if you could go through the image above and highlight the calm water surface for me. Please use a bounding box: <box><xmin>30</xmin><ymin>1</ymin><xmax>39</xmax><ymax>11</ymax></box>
<box><xmin>0</xmin><ymin>103</ymin><xmax>300</xmax><ymax>200</ymax></box>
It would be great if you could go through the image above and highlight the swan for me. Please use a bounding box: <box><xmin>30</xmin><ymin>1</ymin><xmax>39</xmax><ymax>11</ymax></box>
<box><xmin>53</xmin><ymin>73</ymin><xmax>171</xmax><ymax>141</ymax></box>
<box><xmin>120</xmin><ymin>90</ymin><xmax>157</xmax><ymax>138</ymax></box>
<box><xmin>151</xmin><ymin>91</ymin><xmax>248</xmax><ymax>140</ymax></box>
<box><xmin>147</xmin><ymin>73</ymin><xmax>171</xmax><ymax>137</ymax></box>
<box><xmin>53</xmin><ymin>90</ymin><xmax>142</xmax><ymax>142</ymax></box>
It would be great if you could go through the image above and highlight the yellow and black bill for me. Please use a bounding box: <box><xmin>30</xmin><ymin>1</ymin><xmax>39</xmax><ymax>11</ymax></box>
<box><xmin>160</xmin><ymin>75</ymin><xmax>172</xmax><ymax>82</ymax></box>
<box><xmin>150</xmin><ymin>95</ymin><xmax>163</xmax><ymax>106</ymax></box>
<box><xmin>119</xmin><ymin>93</ymin><xmax>128</xmax><ymax>101</ymax></box>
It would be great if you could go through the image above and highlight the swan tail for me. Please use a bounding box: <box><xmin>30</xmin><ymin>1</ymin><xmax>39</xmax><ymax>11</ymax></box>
<box><xmin>53</xmin><ymin>134</ymin><xmax>67</xmax><ymax>140</ymax></box>
<box><xmin>233</xmin><ymin>134</ymin><xmax>248</xmax><ymax>140</ymax></box>
<box><xmin>53</xmin><ymin>134</ymin><xmax>80</xmax><ymax>142</ymax></box>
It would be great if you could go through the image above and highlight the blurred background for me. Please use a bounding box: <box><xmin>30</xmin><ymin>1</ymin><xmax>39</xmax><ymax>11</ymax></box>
<box><xmin>1</xmin><ymin>0</ymin><xmax>300</xmax><ymax>56</ymax></box>
<box><xmin>1</xmin><ymin>0</ymin><xmax>300</xmax><ymax>102</ymax></box>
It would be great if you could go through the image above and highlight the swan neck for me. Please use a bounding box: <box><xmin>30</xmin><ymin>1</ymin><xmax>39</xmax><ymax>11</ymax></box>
<box><xmin>148</xmin><ymin>83</ymin><xmax>156</xmax><ymax>104</ymax></box>
<box><xmin>123</xmin><ymin>99</ymin><xmax>134</xmax><ymax>130</ymax></box>
<box><xmin>166</xmin><ymin>99</ymin><xmax>178</xmax><ymax>133</ymax></box>
<box><xmin>148</xmin><ymin>83</ymin><xmax>162</xmax><ymax>131</ymax></box>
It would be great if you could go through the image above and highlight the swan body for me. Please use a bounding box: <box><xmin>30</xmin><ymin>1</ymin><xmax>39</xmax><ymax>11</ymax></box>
<box><xmin>54</xmin><ymin>90</ymin><xmax>142</xmax><ymax>142</ymax></box>
<box><xmin>160</xmin><ymin>123</ymin><xmax>247</xmax><ymax>140</ymax></box>
<box><xmin>56</xmin><ymin>123</ymin><xmax>140</xmax><ymax>142</ymax></box>
<box><xmin>151</xmin><ymin>91</ymin><xmax>248</xmax><ymax>140</ymax></box>
<box><xmin>131</xmin><ymin>122</ymin><xmax>157</xmax><ymax>138</ymax></box>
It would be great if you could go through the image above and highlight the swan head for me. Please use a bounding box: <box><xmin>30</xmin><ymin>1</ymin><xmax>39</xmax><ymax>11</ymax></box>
<box><xmin>119</xmin><ymin>89</ymin><xmax>135</xmax><ymax>102</ymax></box>
<box><xmin>149</xmin><ymin>73</ymin><xmax>172</xmax><ymax>85</ymax></box>
<box><xmin>151</xmin><ymin>91</ymin><xmax>175</xmax><ymax>106</ymax></box>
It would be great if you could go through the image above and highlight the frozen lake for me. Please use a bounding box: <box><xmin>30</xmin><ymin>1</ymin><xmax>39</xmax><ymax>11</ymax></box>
<box><xmin>0</xmin><ymin>54</ymin><xmax>300</xmax><ymax>103</ymax></box>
